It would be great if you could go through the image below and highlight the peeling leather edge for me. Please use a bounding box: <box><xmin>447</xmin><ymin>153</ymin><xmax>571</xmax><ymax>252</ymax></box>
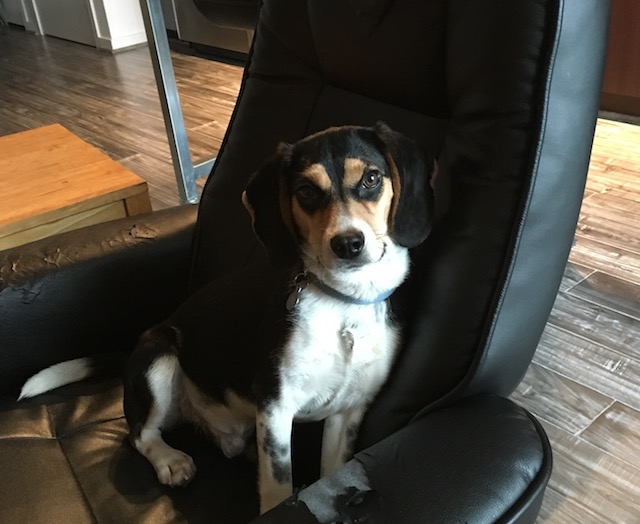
<box><xmin>0</xmin><ymin>224</ymin><xmax>157</xmax><ymax>292</ymax></box>
<box><xmin>296</xmin><ymin>459</ymin><xmax>379</xmax><ymax>523</ymax></box>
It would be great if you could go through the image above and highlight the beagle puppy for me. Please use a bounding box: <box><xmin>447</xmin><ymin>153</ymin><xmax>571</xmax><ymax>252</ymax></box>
<box><xmin>19</xmin><ymin>123</ymin><xmax>435</xmax><ymax>515</ymax></box>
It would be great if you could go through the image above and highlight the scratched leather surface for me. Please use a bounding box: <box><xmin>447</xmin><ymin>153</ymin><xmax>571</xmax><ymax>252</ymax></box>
<box><xmin>0</xmin><ymin>206</ymin><xmax>196</xmax><ymax>396</ymax></box>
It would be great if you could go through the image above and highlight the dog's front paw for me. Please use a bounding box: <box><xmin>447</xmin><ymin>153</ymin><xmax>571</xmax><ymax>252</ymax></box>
<box><xmin>153</xmin><ymin>449</ymin><xmax>197</xmax><ymax>487</ymax></box>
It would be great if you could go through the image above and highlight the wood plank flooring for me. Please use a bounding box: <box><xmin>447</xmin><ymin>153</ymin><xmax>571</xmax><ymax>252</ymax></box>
<box><xmin>512</xmin><ymin>120</ymin><xmax>640</xmax><ymax>523</ymax></box>
<box><xmin>0</xmin><ymin>26</ymin><xmax>243</xmax><ymax>209</ymax></box>
<box><xmin>2</xmin><ymin>25</ymin><xmax>640</xmax><ymax>524</ymax></box>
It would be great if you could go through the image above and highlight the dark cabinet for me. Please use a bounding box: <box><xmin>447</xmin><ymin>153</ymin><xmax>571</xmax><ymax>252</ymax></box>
<box><xmin>601</xmin><ymin>0</ymin><xmax>640</xmax><ymax>115</ymax></box>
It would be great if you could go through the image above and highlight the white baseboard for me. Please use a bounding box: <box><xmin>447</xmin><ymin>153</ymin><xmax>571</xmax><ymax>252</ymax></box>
<box><xmin>96</xmin><ymin>31</ymin><xmax>147</xmax><ymax>52</ymax></box>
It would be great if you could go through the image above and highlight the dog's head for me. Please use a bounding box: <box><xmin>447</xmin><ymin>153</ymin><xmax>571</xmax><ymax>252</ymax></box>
<box><xmin>242</xmin><ymin>123</ymin><xmax>435</xmax><ymax>281</ymax></box>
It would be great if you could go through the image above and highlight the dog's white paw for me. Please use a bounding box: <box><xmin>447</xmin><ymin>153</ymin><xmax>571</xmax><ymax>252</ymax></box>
<box><xmin>153</xmin><ymin>449</ymin><xmax>197</xmax><ymax>487</ymax></box>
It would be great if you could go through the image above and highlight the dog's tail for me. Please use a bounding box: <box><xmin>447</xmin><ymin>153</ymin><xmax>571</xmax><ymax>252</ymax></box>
<box><xmin>17</xmin><ymin>352</ymin><xmax>126</xmax><ymax>401</ymax></box>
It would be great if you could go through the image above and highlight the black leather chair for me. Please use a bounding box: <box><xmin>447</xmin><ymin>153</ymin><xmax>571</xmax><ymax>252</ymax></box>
<box><xmin>0</xmin><ymin>1</ymin><xmax>610</xmax><ymax>522</ymax></box>
<box><xmin>192</xmin><ymin>0</ymin><xmax>260</xmax><ymax>31</ymax></box>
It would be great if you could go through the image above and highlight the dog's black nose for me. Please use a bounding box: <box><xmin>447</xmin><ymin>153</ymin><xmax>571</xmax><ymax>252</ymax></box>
<box><xmin>331</xmin><ymin>232</ymin><xmax>365</xmax><ymax>259</ymax></box>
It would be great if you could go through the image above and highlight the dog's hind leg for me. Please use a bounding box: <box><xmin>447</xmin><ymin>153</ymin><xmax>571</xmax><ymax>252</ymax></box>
<box><xmin>123</xmin><ymin>326</ymin><xmax>196</xmax><ymax>487</ymax></box>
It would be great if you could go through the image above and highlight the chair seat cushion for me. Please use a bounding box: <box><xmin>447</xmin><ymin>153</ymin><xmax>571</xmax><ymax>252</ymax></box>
<box><xmin>0</xmin><ymin>378</ymin><xmax>551</xmax><ymax>523</ymax></box>
<box><xmin>0</xmin><ymin>378</ymin><xmax>259</xmax><ymax>524</ymax></box>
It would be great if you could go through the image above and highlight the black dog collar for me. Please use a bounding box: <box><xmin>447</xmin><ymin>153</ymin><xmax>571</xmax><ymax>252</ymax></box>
<box><xmin>286</xmin><ymin>271</ymin><xmax>395</xmax><ymax>311</ymax></box>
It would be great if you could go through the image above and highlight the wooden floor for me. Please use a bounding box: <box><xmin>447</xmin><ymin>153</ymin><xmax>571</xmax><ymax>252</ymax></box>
<box><xmin>0</xmin><ymin>26</ymin><xmax>243</xmax><ymax>209</ymax></box>
<box><xmin>2</xmin><ymin>26</ymin><xmax>640</xmax><ymax>524</ymax></box>
<box><xmin>511</xmin><ymin>120</ymin><xmax>640</xmax><ymax>524</ymax></box>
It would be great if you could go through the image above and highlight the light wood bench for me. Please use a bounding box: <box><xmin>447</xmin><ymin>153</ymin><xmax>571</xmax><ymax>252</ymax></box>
<box><xmin>0</xmin><ymin>124</ymin><xmax>152</xmax><ymax>250</ymax></box>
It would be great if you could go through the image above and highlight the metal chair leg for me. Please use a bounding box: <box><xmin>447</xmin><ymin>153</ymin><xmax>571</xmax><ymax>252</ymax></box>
<box><xmin>139</xmin><ymin>0</ymin><xmax>215</xmax><ymax>204</ymax></box>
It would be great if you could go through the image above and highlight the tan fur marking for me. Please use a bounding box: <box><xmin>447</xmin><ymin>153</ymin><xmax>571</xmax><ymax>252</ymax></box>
<box><xmin>302</xmin><ymin>163</ymin><xmax>332</xmax><ymax>191</ymax></box>
<box><xmin>182</xmin><ymin>376</ymin><xmax>255</xmax><ymax>458</ymax></box>
<box><xmin>292</xmin><ymin>198</ymin><xmax>341</xmax><ymax>251</ymax></box>
<box><xmin>241</xmin><ymin>191</ymin><xmax>256</xmax><ymax>228</ymax></box>
<box><xmin>346</xmin><ymin>179</ymin><xmax>394</xmax><ymax>237</ymax></box>
<box><xmin>430</xmin><ymin>159</ymin><xmax>439</xmax><ymax>190</ymax></box>
<box><xmin>291</xmin><ymin>166</ymin><xmax>395</xmax><ymax>261</ymax></box>
<box><xmin>343</xmin><ymin>158</ymin><xmax>368</xmax><ymax>188</ymax></box>
<box><xmin>384</xmin><ymin>152</ymin><xmax>402</xmax><ymax>230</ymax></box>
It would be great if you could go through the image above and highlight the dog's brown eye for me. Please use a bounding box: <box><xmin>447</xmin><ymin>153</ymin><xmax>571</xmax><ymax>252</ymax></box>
<box><xmin>295</xmin><ymin>184</ymin><xmax>320</xmax><ymax>203</ymax></box>
<box><xmin>362</xmin><ymin>169</ymin><xmax>382</xmax><ymax>190</ymax></box>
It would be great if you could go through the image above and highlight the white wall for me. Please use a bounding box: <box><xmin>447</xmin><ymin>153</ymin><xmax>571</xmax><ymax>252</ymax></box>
<box><xmin>6</xmin><ymin>0</ymin><xmax>149</xmax><ymax>52</ymax></box>
<box><xmin>4</xmin><ymin>0</ymin><xmax>40</xmax><ymax>33</ymax></box>
<box><xmin>92</xmin><ymin>0</ymin><xmax>147</xmax><ymax>51</ymax></box>
<box><xmin>4</xmin><ymin>0</ymin><xmax>25</xmax><ymax>24</ymax></box>
<box><xmin>34</xmin><ymin>0</ymin><xmax>96</xmax><ymax>46</ymax></box>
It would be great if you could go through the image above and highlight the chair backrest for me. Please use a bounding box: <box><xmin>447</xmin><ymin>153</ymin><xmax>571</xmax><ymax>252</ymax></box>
<box><xmin>190</xmin><ymin>0</ymin><xmax>610</xmax><ymax>448</ymax></box>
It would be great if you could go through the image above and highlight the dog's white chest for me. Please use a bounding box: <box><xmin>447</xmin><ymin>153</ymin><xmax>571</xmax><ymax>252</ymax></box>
<box><xmin>282</xmin><ymin>292</ymin><xmax>398</xmax><ymax>422</ymax></box>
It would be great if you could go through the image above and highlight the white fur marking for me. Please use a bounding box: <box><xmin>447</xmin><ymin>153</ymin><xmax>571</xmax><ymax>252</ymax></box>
<box><xmin>320</xmin><ymin>406</ymin><xmax>366</xmax><ymax>477</ymax></box>
<box><xmin>257</xmin><ymin>408</ymin><xmax>294</xmax><ymax>514</ymax></box>
<box><xmin>145</xmin><ymin>355</ymin><xmax>178</xmax><ymax>421</ymax></box>
<box><xmin>18</xmin><ymin>358</ymin><xmax>92</xmax><ymax>400</ymax></box>
<box><xmin>283</xmin><ymin>289</ymin><xmax>401</xmax><ymax>423</ymax></box>
<box><xmin>134</xmin><ymin>355</ymin><xmax>197</xmax><ymax>486</ymax></box>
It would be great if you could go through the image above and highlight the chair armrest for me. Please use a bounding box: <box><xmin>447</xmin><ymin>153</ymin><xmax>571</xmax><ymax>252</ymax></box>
<box><xmin>253</xmin><ymin>395</ymin><xmax>552</xmax><ymax>524</ymax></box>
<box><xmin>0</xmin><ymin>206</ymin><xmax>197</xmax><ymax>397</ymax></box>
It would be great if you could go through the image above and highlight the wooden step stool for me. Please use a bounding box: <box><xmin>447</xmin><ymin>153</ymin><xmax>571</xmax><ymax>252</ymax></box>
<box><xmin>0</xmin><ymin>124</ymin><xmax>152</xmax><ymax>250</ymax></box>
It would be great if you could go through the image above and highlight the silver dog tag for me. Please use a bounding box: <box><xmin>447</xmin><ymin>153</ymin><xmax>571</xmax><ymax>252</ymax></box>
<box><xmin>286</xmin><ymin>272</ymin><xmax>310</xmax><ymax>311</ymax></box>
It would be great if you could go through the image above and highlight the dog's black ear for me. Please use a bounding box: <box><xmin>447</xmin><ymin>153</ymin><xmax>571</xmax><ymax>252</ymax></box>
<box><xmin>374</xmin><ymin>122</ymin><xmax>436</xmax><ymax>248</ymax></box>
<box><xmin>242</xmin><ymin>143</ymin><xmax>298</xmax><ymax>266</ymax></box>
